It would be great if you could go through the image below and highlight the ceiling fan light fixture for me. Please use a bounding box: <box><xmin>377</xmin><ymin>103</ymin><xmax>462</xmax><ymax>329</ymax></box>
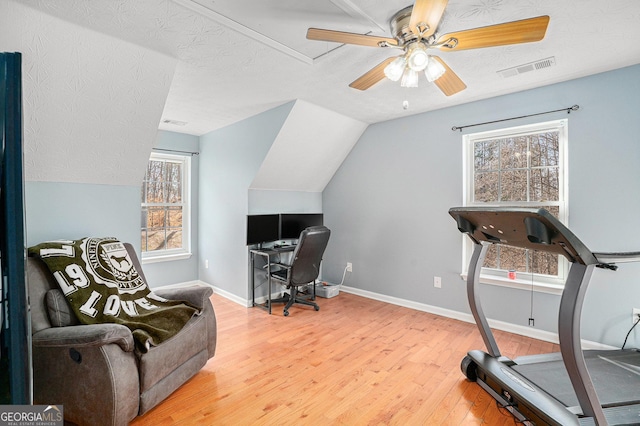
<box><xmin>407</xmin><ymin>44</ymin><xmax>429</xmax><ymax>71</ymax></box>
<box><xmin>400</xmin><ymin>68</ymin><xmax>419</xmax><ymax>88</ymax></box>
<box><xmin>384</xmin><ymin>56</ymin><xmax>407</xmax><ymax>82</ymax></box>
<box><xmin>425</xmin><ymin>56</ymin><xmax>446</xmax><ymax>82</ymax></box>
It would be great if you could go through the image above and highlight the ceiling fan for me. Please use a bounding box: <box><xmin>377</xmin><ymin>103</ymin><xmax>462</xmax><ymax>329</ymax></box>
<box><xmin>306</xmin><ymin>0</ymin><xmax>549</xmax><ymax>96</ymax></box>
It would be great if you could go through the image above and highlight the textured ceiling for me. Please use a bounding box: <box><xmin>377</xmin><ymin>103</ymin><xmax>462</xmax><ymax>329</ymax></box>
<box><xmin>1</xmin><ymin>0</ymin><xmax>176</xmax><ymax>186</ymax></box>
<box><xmin>13</xmin><ymin>0</ymin><xmax>640</xmax><ymax>136</ymax></box>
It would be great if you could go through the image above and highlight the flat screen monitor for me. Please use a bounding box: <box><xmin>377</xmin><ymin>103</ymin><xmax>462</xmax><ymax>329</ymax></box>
<box><xmin>280</xmin><ymin>213</ymin><xmax>323</xmax><ymax>239</ymax></box>
<box><xmin>246</xmin><ymin>214</ymin><xmax>280</xmax><ymax>245</ymax></box>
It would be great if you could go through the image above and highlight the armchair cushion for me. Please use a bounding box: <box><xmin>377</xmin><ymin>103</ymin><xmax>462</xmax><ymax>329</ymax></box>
<box><xmin>45</xmin><ymin>289</ymin><xmax>79</xmax><ymax>327</ymax></box>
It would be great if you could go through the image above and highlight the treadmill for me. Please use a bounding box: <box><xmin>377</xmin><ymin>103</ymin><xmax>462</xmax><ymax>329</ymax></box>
<box><xmin>449</xmin><ymin>207</ymin><xmax>640</xmax><ymax>426</ymax></box>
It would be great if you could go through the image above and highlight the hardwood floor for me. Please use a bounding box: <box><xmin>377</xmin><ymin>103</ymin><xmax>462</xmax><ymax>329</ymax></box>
<box><xmin>130</xmin><ymin>292</ymin><xmax>559</xmax><ymax>425</ymax></box>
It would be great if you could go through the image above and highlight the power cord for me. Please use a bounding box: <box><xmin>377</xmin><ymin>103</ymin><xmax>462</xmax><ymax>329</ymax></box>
<box><xmin>621</xmin><ymin>313</ymin><xmax>640</xmax><ymax>350</ymax></box>
<box><xmin>336</xmin><ymin>264</ymin><xmax>349</xmax><ymax>287</ymax></box>
<box><xmin>316</xmin><ymin>264</ymin><xmax>350</xmax><ymax>288</ymax></box>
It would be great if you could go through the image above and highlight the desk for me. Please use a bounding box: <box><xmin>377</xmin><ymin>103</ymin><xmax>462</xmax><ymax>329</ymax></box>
<box><xmin>250</xmin><ymin>246</ymin><xmax>295</xmax><ymax>314</ymax></box>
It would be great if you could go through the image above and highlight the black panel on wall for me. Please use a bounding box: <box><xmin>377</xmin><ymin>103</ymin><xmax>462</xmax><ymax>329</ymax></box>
<box><xmin>0</xmin><ymin>51</ymin><xmax>31</xmax><ymax>404</ymax></box>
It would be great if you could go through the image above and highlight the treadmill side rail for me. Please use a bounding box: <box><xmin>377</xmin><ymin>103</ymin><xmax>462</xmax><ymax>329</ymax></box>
<box><xmin>468</xmin><ymin>350</ymin><xmax>581</xmax><ymax>426</ymax></box>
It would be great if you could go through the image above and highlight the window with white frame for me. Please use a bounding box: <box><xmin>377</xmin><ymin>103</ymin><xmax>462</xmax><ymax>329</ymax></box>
<box><xmin>463</xmin><ymin>119</ymin><xmax>568</xmax><ymax>288</ymax></box>
<box><xmin>140</xmin><ymin>152</ymin><xmax>191</xmax><ymax>262</ymax></box>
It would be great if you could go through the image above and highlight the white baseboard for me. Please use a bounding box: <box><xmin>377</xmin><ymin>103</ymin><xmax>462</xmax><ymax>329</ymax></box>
<box><xmin>152</xmin><ymin>280</ymin><xmax>206</xmax><ymax>290</ymax></box>
<box><xmin>339</xmin><ymin>285</ymin><xmax>616</xmax><ymax>350</ymax></box>
<box><xmin>180</xmin><ymin>280</ymin><xmax>614</xmax><ymax>350</ymax></box>
<box><xmin>165</xmin><ymin>280</ymin><xmax>284</xmax><ymax>308</ymax></box>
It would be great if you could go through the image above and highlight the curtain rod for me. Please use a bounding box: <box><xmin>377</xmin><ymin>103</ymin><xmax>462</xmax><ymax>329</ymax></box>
<box><xmin>451</xmin><ymin>104</ymin><xmax>580</xmax><ymax>132</ymax></box>
<box><xmin>152</xmin><ymin>148</ymin><xmax>199</xmax><ymax>156</ymax></box>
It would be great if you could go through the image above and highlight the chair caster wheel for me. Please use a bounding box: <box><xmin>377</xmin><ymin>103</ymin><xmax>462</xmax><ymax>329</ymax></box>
<box><xmin>283</xmin><ymin>310</ymin><xmax>289</xmax><ymax>316</ymax></box>
<box><xmin>314</xmin><ymin>306</ymin><xmax>320</xmax><ymax>311</ymax></box>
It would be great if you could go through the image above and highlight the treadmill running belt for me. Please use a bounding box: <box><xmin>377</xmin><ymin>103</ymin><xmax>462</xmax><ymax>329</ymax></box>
<box><xmin>512</xmin><ymin>350</ymin><xmax>640</xmax><ymax>408</ymax></box>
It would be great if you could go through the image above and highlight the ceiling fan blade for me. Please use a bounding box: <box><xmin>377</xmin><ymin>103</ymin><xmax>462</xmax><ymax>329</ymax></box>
<box><xmin>431</xmin><ymin>56</ymin><xmax>466</xmax><ymax>96</ymax></box>
<box><xmin>349</xmin><ymin>57</ymin><xmax>396</xmax><ymax>91</ymax></box>
<box><xmin>435</xmin><ymin>15</ymin><xmax>550</xmax><ymax>51</ymax></box>
<box><xmin>307</xmin><ymin>28</ymin><xmax>397</xmax><ymax>48</ymax></box>
<box><xmin>409</xmin><ymin>0</ymin><xmax>449</xmax><ymax>38</ymax></box>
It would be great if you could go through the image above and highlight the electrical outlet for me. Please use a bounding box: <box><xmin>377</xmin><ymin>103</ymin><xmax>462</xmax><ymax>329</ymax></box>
<box><xmin>205</xmin><ymin>259</ymin><xmax>209</xmax><ymax>269</ymax></box>
<box><xmin>434</xmin><ymin>276</ymin><xmax>442</xmax><ymax>288</ymax></box>
<box><xmin>346</xmin><ymin>262</ymin><xmax>353</xmax><ymax>272</ymax></box>
<box><xmin>633</xmin><ymin>308</ymin><xmax>640</xmax><ymax>325</ymax></box>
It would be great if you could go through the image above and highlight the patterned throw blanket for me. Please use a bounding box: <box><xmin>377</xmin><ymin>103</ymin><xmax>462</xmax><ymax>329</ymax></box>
<box><xmin>29</xmin><ymin>237</ymin><xmax>199</xmax><ymax>352</ymax></box>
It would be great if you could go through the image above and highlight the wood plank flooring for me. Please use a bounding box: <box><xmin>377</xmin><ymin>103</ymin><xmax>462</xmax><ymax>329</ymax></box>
<box><xmin>130</xmin><ymin>292</ymin><xmax>559</xmax><ymax>425</ymax></box>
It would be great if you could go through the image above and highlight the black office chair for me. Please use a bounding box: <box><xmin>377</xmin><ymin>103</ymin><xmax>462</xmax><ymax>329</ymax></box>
<box><xmin>268</xmin><ymin>226</ymin><xmax>331</xmax><ymax>316</ymax></box>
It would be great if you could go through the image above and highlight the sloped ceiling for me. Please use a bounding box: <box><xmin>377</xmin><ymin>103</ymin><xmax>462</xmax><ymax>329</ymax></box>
<box><xmin>250</xmin><ymin>100</ymin><xmax>367</xmax><ymax>192</ymax></box>
<box><xmin>1</xmin><ymin>1</ymin><xmax>176</xmax><ymax>186</ymax></box>
<box><xmin>6</xmin><ymin>0</ymin><xmax>640</xmax><ymax>193</ymax></box>
<box><xmin>14</xmin><ymin>0</ymin><xmax>640</xmax><ymax>137</ymax></box>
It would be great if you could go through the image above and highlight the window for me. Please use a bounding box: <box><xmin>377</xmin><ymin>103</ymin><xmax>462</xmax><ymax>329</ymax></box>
<box><xmin>141</xmin><ymin>152</ymin><xmax>191</xmax><ymax>262</ymax></box>
<box><xmin>463</xmin><ymin>119</ymin><xmax>568</xmax><ymax>290</ymax></box>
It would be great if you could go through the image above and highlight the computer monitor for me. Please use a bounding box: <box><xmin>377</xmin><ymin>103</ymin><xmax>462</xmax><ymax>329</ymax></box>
<box><xmin>246</xmin><ymin>214</ymin><xmax>280</xmax><ymax>245</ymax></box>
<box><xmin>279</xmin><ymin>213</ymin><xmax>323</xmax><ymax>239</ymax></box>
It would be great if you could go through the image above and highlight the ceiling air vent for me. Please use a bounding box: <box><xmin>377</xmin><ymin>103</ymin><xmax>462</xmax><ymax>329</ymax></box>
<box><xmin>162</xmin><ymin>119</ymin><xmax>188</xmax><ymax>126</ymax></box>
<box><xmin>498</xmin><ymin>57</ymin><xmax>556</xmax><ymax>78</ymax></box>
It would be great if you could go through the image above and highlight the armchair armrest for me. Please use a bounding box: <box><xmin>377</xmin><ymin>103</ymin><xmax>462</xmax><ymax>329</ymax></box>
<box><xmin>152</xmin><ymin>284</ymin><xmax>217</xmax><ymax>359</ymax></box>
<box><xmin>32</xmin><ymin>323</ymin><xmax>134</xmax><ymax>352</ymax></box>
<box><xmin>32</xmin><ymin>324</ymin><xmax>139</xmax><ymax>425</ymax></box>
<box><xmin>153</xmin><ymin>285</ymin><xmax>213</xmax><ymax>311</ymax></box>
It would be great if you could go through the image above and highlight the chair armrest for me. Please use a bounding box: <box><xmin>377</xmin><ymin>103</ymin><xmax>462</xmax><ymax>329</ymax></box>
<box><xmin>153</xmin><ymin>285</ymin><xmax>213</xmax><ymax>311</ymax></box>
<box><xmin>265</xmin><ymin>262</ymin><xmax>291</xmax><ymax>270</ymax></box>
<box><xmin>32</xmin><ymin>324</ymin><xmax>134</xmax><ymax>352</ymax></box>
<box><xmin>264</xmin><ymin>262</ymin><xmax>291</xmax><ymax>269</ymax></box>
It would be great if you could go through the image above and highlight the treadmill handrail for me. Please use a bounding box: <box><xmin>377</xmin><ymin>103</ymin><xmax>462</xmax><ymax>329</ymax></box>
<box><xmin>594</xmin><ymin>251</ymin><xmax>640</xmax><ymax>264</ymax></box>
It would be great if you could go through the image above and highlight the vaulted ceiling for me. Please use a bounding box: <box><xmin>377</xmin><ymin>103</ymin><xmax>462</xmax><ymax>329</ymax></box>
<box><xmin>15</xmin><ymin>0</ymin><xmax>640</xmax><ymax>136</ymax></box>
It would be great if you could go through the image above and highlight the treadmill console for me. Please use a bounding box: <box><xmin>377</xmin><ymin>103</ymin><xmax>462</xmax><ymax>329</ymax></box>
<box><xmin>449</xmin><ymin>207</ymin><xmax>598</xmax><ymax>266</ymax></box>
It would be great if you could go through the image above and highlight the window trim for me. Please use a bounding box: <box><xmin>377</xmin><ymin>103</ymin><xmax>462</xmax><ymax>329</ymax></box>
<box><xmin>141</xmin><ymin>152</ymin><xmax>192</xmax><ymax>264</ymax></box>
<box><xmin>461</xmin><ymin>119</ymin><xmax>568</xmax><ymax>291</ymax></box>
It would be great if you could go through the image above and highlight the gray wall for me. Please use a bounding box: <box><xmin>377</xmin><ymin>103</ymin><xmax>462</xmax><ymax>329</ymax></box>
<box><xmin>23</xmin><ymin>64</ymin><xmax>640</xmax><ymax>347</ymax></box>
<box><xmin>25</xmin><ymin>182</ymin><xmax>140</xmax><ymax>250</ymax></box>
<box><xmin>248</xmin><ymin>189</ymin><xmax>322</xmax><ymax>214</ymax></box>
<box><xmin>142</xmin><ymin>131</ymin><xmax>201</xmax><ymax>287</ymax></box>
<box><xmin>322</xmin><ymin>64</ymin><xmax>640</xmax><ymax>348</ymax></box>
<box><xmin>197</xmin><ymin>102</ymin><xmax>295</xmax><ymax>301</ymax></box>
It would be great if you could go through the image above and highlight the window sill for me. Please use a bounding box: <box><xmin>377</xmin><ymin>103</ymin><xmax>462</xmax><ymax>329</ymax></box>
<box><xmin>142</xmin><ymin>252</ymin><xmax>192</xmax><ymax>265</ymax></box>
<box><xmin>460</xmin><ymin>273</ymin><xmax>564</xmax><ymax>296</ymax></box>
